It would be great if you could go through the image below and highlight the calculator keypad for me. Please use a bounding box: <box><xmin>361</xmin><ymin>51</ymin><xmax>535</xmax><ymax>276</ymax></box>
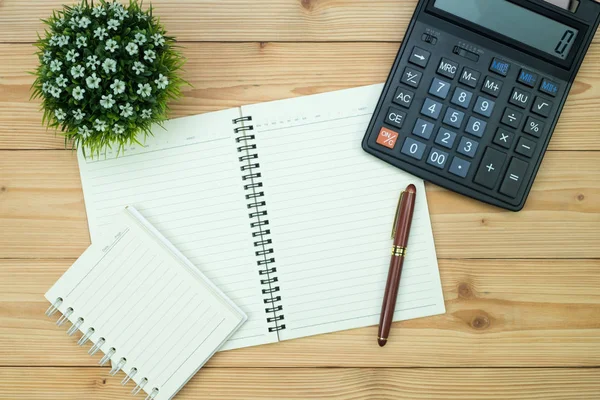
<box><xmin>366</xmin><ymin>28</ymin><xmax>567</xmax><ymax>210</ymax></box>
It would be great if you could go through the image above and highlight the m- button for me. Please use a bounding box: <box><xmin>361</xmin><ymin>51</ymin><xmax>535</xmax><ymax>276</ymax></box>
<box><xmin>437</xmin><ymin>58</ymin><xmax>459</xmax><ymax>79</ymax></box>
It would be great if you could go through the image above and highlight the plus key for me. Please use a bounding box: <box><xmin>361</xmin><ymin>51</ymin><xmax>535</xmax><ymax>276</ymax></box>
<box><xmin>474</xmin><ymin>147</ymin><xmax>507</xmax><ymax>190</ymax></box>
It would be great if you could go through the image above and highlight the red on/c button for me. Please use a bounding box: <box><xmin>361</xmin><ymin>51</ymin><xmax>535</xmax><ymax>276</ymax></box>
<box><xmin>376</xmin><ymin>127</ymin><xmax>399</xmax><ymax>149</ymax></box>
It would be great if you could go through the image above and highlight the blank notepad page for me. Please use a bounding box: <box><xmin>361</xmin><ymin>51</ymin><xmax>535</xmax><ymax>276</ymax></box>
<box><xmin>242</xmin><ymin>85</ymin><xmax>446</xmax><ymax>340</ymax></box>
<box><xmin>77</xmin><ymin>109</ymin><xmax>275</xmax><ymax>349</ymax></box>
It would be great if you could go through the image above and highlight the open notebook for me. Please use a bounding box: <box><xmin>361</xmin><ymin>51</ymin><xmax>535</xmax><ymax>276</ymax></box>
<box><xmin>77</xmin><ymin>84</ymin><xmax>445</xmax><ymax>349</ymax></box>
<box><xmin>45</xmin><ymin>207</ymin><xmax>246</xmax><ymax>400</ymax></box>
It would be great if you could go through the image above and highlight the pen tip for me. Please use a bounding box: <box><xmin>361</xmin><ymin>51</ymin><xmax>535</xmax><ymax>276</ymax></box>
<box><xmin>406</xmin><ymin>184</ymin><xmax>416</xmax><ymax>194</ymax></box>
<box><xmin>378</xmin><ymin>338</ymin><xmax>387</xmax><ymax>347</ymax></box>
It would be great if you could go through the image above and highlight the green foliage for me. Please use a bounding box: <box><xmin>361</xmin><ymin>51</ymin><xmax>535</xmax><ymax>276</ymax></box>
<box><xmin>31</xmin><ymin>0</ymin><xmax>187</xmax><ymax>156</ymax></box>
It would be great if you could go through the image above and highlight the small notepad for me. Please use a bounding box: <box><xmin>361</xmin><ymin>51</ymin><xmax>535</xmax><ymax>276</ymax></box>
<box><xmin>45</xmin><ymin>206</ymin><xmax>246</xmax><ymax>400</ymax></box>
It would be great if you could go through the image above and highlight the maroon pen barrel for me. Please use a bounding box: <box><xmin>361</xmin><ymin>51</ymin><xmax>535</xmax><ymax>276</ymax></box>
<box><xmin>377</xmin><ymin>255</ymin><xmax>405</xmax><ymax>346</ymax></box>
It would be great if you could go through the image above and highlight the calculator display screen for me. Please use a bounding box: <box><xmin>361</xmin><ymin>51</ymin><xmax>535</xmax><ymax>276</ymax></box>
<box><xmin>433</xmin><ymin>0</ymin><xmax>579</xmax><ymax>60</ymax></box>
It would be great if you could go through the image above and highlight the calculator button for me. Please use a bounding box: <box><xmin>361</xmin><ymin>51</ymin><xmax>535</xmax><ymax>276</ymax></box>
<box><xmin>457</xmin><ymin>136</ymin><xmax>479</xmax><ymax>158</ymax></box>
<box><xmin>517</xmin><ymin>69</ymin><xmax>538</xmax><ymax>88</ymax></box>
<box><xmin>465</xmin><ymin>116</ymin><xmax>487</xmax><ymax>138</ymax></box>
<box><xmin>437</xmin><ymin>58</ymin><xmax>459</xmax><ymax>79</ymax></box>
<box><xmin>412</xmin><ymin>118</ymin><xmax>435</xmax><ymax>140</ymax></box>
<box><xmin>429</xmin><ymin>78</ymin><xmax>451</xmax><ymax>99</ymax></box>
<box><xmin>509</xmin><ymin>88</ymin><xmax>532</xmax><ymax>109</ymax></box>
<box><xmin>401</xmin><ymin>137</ymin><xmax>427</xmax><ymax>160</ymax></box>
<box><xmin>492</xmin><ymin>128</ymin><xmax>515</xmax><ymax>149</ymax></box>
<box><xmin>385</xmin><ymin>107</ymin><xmax>407</xmax><ymax>130</ymax></box>
<box><xmin>500</xmin><ymin>108</ymin><xmax>523</xmax><ymax>129</ymax></box>
<box><xmin>442</xmin><ymin>107</ymin><xmax>465</xmax><ymax>129</ymax></box>
<box><xmin>499</xmin><ymin>158</ymin><xmax>529</xmax><ymax>198</ymax></box>
<box><xmin>401</xmin><ymin>67</ymin><xmax>423</xmax><ymax>88</ymax></box>
<box><xmin>489</xmin><ymin>58</ymin><xmax>510</xmax><ymax>77</ymax></box>
<box><xmin>515</xmin><ymin>137</ymin><xmax>536</xmax><ymax>158</ymax></box>
<box><xmin>449</xmin><ymin>156</ymin><xmax>471</xmax><ymax>178</ymax></box>
<box><xmin>459</xmin><ymin>67</ymin><xmax>480</xmax><ymax>88</ymax></box>
<box><xmin>426</xmin><ymin>148</ymin><xmax>449</xmax><ymax>169</ymax></box>
<box><xmin>409</xmin><ymin>46</ymin><xmax>431</xmax><ymax>68</ymax></box>
<box><xmin>376</xmin><ymin>127</ymin><xmax>399</xmax><ymax>150</ymax></box>
<box><xmin>392</xmin><ymin>87</ymin><xmax>415</xmax><ymax>108</ymax></box>
<box><xmin>473</xmin><ymin>96</ymin><xmax>495</xmax><ymax>118</ymax></box>
<box><xmin>531</xmin><ymin>96</ymin><xmax>553</xmax><ymax>118</ymax></box>
<box><xmin>474</xmin><ymin>147</ymin><xmax>507</xmax><ymax>189</ymax></box>
<box><xmin>421</xmin><ymin>98</ymin><xmax>443</xmax><ymax>120</ymax></box>
<box><xmin>451</xmin><ymin>87</ymin><xmax>473</xmax><ymax>109</ymax></box>
<box><xmin>540</xmin><ymin>78</ymin><xmax>559</xmax><ymax>97</ymax></box>
<box><xmin>523</xmin><ymin>116</ymin><xmax>544</xmax><ymax>138</ymax></box>
<box><xmin>435</xmin><ymin>128</ymin><xmax>457</xmax><ymax>149</ymax></box>
<box><xmin>481</xmin><ymin>76</ymin><xmax>503</xmax><ymax>97</ymax></box>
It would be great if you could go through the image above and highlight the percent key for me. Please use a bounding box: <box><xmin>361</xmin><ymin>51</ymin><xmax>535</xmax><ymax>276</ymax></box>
<box><xmin>524</xmin><ymin>117</ymin><xmax>544</xmax><ymax>138</ymax></box>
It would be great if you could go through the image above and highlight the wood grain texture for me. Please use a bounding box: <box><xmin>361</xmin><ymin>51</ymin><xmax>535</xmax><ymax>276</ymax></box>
<box><xmin>2</xmin><ymin>259</ymin><xmax>598</xmax><ymax>368</ymax></box>
<box><xmin>1</xmin><ymin>367</ymin><xmax>599</xmax><ymax>399</ymax></box>
<box><xmin>2</xmin><ymin>41</ymin><xmax>600</xmax><ymax>150</ymax></box>
<box><xmin>1</xmin><ymin>150</ymin><xmax>598</xmax><ymax>259</ymax></box>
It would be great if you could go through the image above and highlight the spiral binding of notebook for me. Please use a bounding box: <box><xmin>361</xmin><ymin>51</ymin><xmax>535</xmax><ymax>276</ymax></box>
<box><xmin>233</xmin><ymin>116</ymin><xmax>286</xmax><ymax>333</ymax></box>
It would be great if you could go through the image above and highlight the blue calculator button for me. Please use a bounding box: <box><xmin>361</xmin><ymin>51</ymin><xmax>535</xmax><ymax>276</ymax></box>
<box><xmin>465</xmin><ymin>116</ymin><xmax>487</xmax><ymax>138</ymax></box>
<box><xmin>451</xmin><ymin>87</ymin><xmax>473</xmax><ymax>109</ymax></box>
<box><xmin>429</xmin><ymin>78</ymin><xmax>451</xmax><ymax>99</ymax></box>
<box><xmin>412</xmin><ymin>118</ymin><xmax>435</xmax><ymax>139</ymax></box>
<box><xmin>421</xmin><ymin>98</ymin><xmax>443</xmax><ymax>120</ymax></box>
<box><xmin>540</xmin><ymin>78</ymin><xmax>559</xmax><ymax>97</ymax></box>
<box><xmin>473</xmin><ymin>96</ymin><xmax>495</xmax><ymax>118</ymax></box>
<box><xmin>426</xmin><ymin>148</ymin><xmax>449</xmax><ymax>169</ymax></box>
<box><xmin>435</xmin><ymin>128</ymin><xmax>457</xmax><ymax>149</ymax></box>
<box><xmin>490</xmin><ymin>58</ymin><xmax>510</xmax><ymax>76</ymax></box>
<box><xmin>518</xmin><ymin>69</ymin><xmax>538</xmax><ymax>88</ymax></box>
<box><xmin>401</xmin><ymin>137</ymin><xmax>427</xmax><ymax>160</ymax></box>
<box><xmin>449</xmin><ymin>156</ymin><xmax>471</xmax><ymax>178</ymax></box>
<box><xmin>442</xmin><ymin>107</ymin><xmax>465</xmax><ymax>129</ymax></box>
<box><xmin>457</xmin><ymin>136</ymin><xmax>479</xmax><ymax>158</ymax></box>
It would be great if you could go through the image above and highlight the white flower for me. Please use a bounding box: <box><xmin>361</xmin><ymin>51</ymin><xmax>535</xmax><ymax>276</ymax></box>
<box><xmin>57</xmin><ymin>35</ymin><xmax>69</xmax><ymax>47</ymax></box>
<box><xmin>119</xmin><ymin>103</ymin><xmax>134</xmax><ymax>118</ymax></box>
<box><xmin>78</xmin><ymin>17</ymin><xmax>91</xmax><ymax>29</ymax></box>
<box><xmin>134</xmin><ymin>32</ymin><xmax>147</xmax><ymax>45</ymax></box>
<box><xmin>42</xmin><ymin>82</ymin><xmax>51</xmax><ymax>93</ymax></box>
<box><xmin>94</xmin><ymin>27</ymin><xmax>108</xmax><ymax>40</ymax></box>
<box><xmin>70</xmin><ymin>65</ymin><xmax>85</xmax><ymax>79</ymax></box>
<box><xmin>107</xmin><ymin>19</ymin><xmax>120</xmax><ymax>31</ymax></box>
<box><xmin>69</xmin><ymin>16</ymin><xmax>79</xmax><ymax>29</ymax></box>
<box><xmin>155</xmin><ymin>74</ymin><xmax>169</xmax><ymax>90</ymax></box>
<box><xmin>49</xmin><ymin>35</ymin><xmax>59</xmax><ymax>46</ymax></box>
<box><xmin>114</xmin><ymin>7</ymin><xmax>129</xmax><ymax>20</ymax></box>
<box><xmin>141</xmin><ymin>109</ymin><xmax>152</xmax><ymax>119</ymax></box>
<box><xmin>110</xmin><ymin>2</ymin><xmax>124</xmax><ymax>11</ymax></box>
<box><xmin>110</xmin><ymin>79</ymin><xmax>126</xmax><ymax>95</ymax></box>
<box><xmin>86</xmin><ymin>73</ymin><xmax>101</xmax><ymax>89</ymax></box>
<box><xmin>54</xmin><ymin>109</ymin><xmax>66</xmax><ymax>121</ymax></box>
<box><xmin>86</xmin><ymin>55</ymin><xmax>100</xmax><ymax>70</ymax></box>
<box><xmin>76</xmin><ymin>36</ymin><xmax>87</xmax><ymax>48</ymax></box>
<box><xmin>72</xmin><ymin>5</ymin><xmax>83</xmax><ymax>16</ymax></box>
<box><xmin>55</xmin><ymin>17</ymin><xmax>65</xmax><ymax>28</ymax></box>
<box><xmin>100</xmin><ymin>94</ymin><xmax>116</xmax><ymax>109</ymax></box>
<box><xmin>113</xmin><ymin>124</ymin><xmax>125</xmax><ymax>135</ymax></box>
<box><xmin>92</xmin><ymin>6</ymin><xmax>106</xmax><ymax>18</ymax></box>
<box><xmin>78</xmin><ymin>125</ymin><xmax>91</xmax><ymax>139</ymax></box>
<box><xmin>132</xmin><ymin>61</ymin><xmax>145</xmax><ymax>75</ymax></box>
<box><xmin>102</xmin><ymin>58</ymin><xmax>117</xmax><ymax>74</ymax></box>
<box><xmin>137</xmin><ymin>13</ymin><xmax>149</xmax><ymax>21</ymax></box>
<box><xmin>55</xmin><ymin>74</ymin><xmax>68</xmax><ymax>88</ymax></box>
<box><xmin>42</xmin><ymin>51</ymin><xmax>52</xmax><ymax>63</ymax></box>
<box><xmin>50</xmin><ymin>59</ymin><xmax>63</xmax><ymax>72</ymax></box>
<box><xmin>94</xmin><ymin>119</ymin><xmax>107</xmax><ymax>132</ymax></box>
<box><xmin>49</xmin><ymin>86</ymin><xmax>62</xmax><ymax>98</ymax></box>
<box><xmin>66</xmin><ymin>49</ymin><xmax>79</xmax><ymax>63</ymax></box>
<box><xmin>125</xmin><ymin>42</ymin><xmax>138</xmax><ymax>56</ymax></box>
<box><xmin>143</xmin><ymin>50</ymin><xmax>156</xmax><ymax>63</ymax></box>
<box><xmin>151</xmin><ymin>33</ymin><xmax>165</xmax><ymax>47</ymax></box>
<box><xmin>72</xmin><ymin>86</ymin><xmax>86</xmax><ymax>101</ymax></box>
<box><xmin>73</xmin><ymin>109</ymin><xmax>86</xmax><ymax>121</ymax></box>
<box><xmin>105</xmin><ymin>39</ymin><xmax>119</xmax><ymax>53</ymax></box>
<box><xmin>137</xmin><ymin>83</ymin><xmax>152</xmax><ymax>98</ymax></box>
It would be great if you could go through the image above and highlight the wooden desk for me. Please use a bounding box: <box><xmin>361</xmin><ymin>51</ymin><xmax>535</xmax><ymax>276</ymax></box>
<box><xmin>1</xmin><ymin>1</ymin><xmax>599</xmax><ymax>398</ymax></box>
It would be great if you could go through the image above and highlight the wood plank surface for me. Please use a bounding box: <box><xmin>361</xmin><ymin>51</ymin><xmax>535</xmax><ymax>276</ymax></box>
<box><xmin>2</xmin><ymin>42</ymin><xmax>600</xmax><ymax>150</ymax></box>
<box><xmin>2</xmin><ymin>259</ymin><xmax>598</xmax><ymax>368</ymax></box>
<box><xmin>1</xmin><ymin>367</ymin><xmax>599</xmax><ymax>399</ymax></box>
<box><xmin>1</xmin><ymin>150</ymin><xmax>598</xmax><ymax>259</ymax></box>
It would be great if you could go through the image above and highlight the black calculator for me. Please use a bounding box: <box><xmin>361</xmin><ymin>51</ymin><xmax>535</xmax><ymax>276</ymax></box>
<box><xmin>362</xmin><ymin>0</ymin><xmax>600</xmax><ymax>211</ymax></box>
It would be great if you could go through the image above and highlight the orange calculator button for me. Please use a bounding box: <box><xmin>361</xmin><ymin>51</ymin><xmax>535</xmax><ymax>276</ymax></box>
<box><xmin>376</xmin><ymin>127</ymin><xmax>399</xmax><ymax>149</ymax></box>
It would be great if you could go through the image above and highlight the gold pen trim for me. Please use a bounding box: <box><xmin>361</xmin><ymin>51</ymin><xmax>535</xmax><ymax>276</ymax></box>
<box><xmin>391</xmin><ymin>246</ymin><xmax>407</xmax><ymax>257</ymax></box>
<box><xmin>391</xmin><ymin>191</ymin><xmax>405</xmax><ymax>240</ymax></box>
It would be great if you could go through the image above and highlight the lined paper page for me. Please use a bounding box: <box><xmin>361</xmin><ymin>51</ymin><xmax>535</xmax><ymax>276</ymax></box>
<box><xmin>45</xmin><ymin>207</ymin><xmax>246</xmax><ymax>400</ymax></box>
<box><xmin>77</xmin><ymin>109</ymin><xmax>277</xmax><ymax>349</ymax></box>
<box><xmin>242</xmin><ymin>85</ymin><xmax>445</xmax><ymax>341</ymax></box>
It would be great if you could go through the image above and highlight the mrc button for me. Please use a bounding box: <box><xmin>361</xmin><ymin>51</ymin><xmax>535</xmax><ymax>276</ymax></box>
<box><xmin>489</xmin><ymin>58</ymin><xmax>510</xmax><ymax>76</ymax></box>
<box><xmin>437</xmin><ymin>58</ymin><xmax>459</xmax><ymax>79</ymax></box>
<box><xmin>540</xmin><ymin>78</ymin><xmax>559</xmax><ymax>97</ymax></box>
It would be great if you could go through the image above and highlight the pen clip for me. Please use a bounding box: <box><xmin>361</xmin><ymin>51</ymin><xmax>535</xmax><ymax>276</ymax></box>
<box><xmin>391</xmin><ymin>191</ymin><xmax>405</xmax><ymax>240</ymax></box>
